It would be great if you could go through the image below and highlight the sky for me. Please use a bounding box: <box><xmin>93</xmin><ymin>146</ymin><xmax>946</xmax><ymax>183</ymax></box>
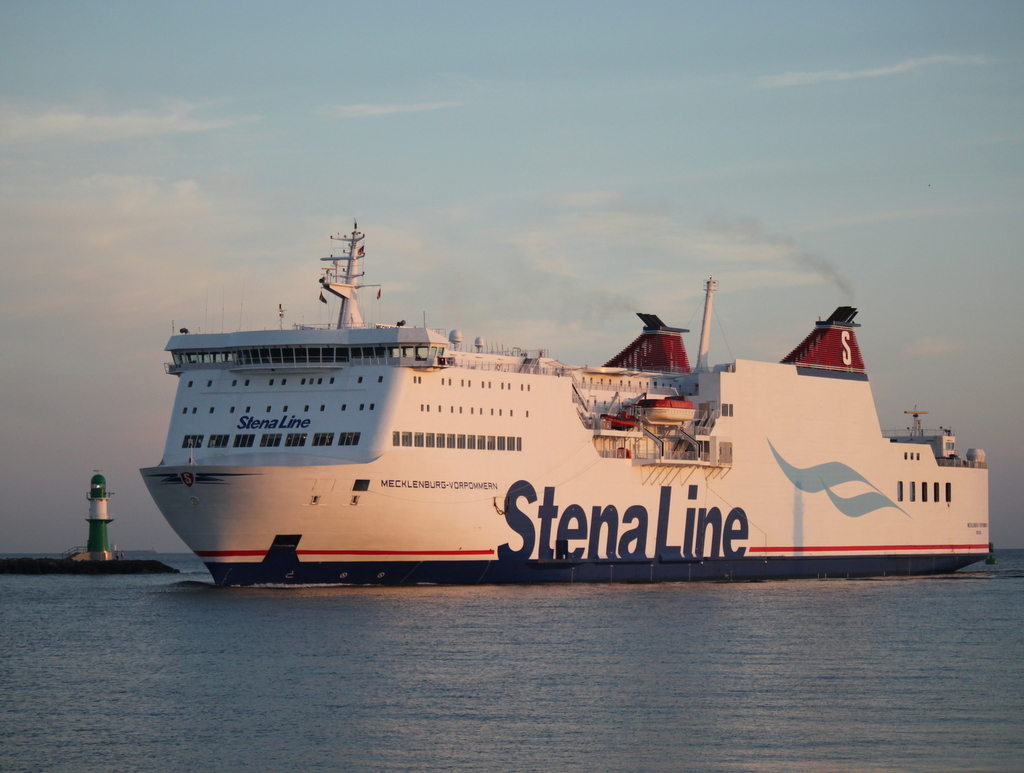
<box><xmin>1</xmin><ymin>0</ymin><xmax>1022</xmax><ymax>551</ymax></box>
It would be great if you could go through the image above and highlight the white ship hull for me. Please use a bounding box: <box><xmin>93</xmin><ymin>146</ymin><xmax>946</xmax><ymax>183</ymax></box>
<box><xmin>142</xmin><ymin>359</ymin><xmax>988</xmax><ymax>585</ymax></box>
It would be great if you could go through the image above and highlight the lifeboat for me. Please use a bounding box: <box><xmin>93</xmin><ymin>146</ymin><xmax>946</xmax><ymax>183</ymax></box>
<box><xmin>601</xmin><ymin>412</ymin><xmax>638</xmax><ymax>430</ymax></box>
<box><xmin>639</xmin><ymin>398</ymin><xmax>695</xmax><ymax>424</ymax></box>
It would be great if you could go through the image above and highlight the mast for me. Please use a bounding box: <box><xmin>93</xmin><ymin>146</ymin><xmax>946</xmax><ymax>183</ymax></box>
<box><xmin>321</xmin><ymin>225</ymin><xmax>366</xmax><ymax>329</ymax></box>
<box><xmin>695</xmin><ymin>276</ymin><xmax>717</xmax><ymax>373</ymax></box>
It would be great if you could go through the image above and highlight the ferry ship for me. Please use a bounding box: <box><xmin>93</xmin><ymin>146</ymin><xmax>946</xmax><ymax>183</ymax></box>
<box><xmin>141</xmin><ymin>228</ymin><xmax>990</xmax><ymax>585</ymax></box>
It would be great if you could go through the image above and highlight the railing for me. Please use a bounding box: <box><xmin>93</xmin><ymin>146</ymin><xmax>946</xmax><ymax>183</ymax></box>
<box><xmin>447</xmin><ymin>359</ymin><xmax>570</xmax><ymax>376</ymax></box>
<box><xmin>883</xmin><ymin>428</ymin><xmax>952</xmax><ymax>438</ymax></box>
<box><xmin>692</xmin><ymin>408</ymin><xmax>719</xmax><ymax>436</ymax></box>
<box><xmin>593</xmin><ymin>447</ymin><xmax>708</xmax><ymax>464</ymax></box>
<box><xmin>60</xmin><ymin>546</ymin><xmax>86</xmax><ymax>560</ymax></box>
<box><xmin>936</xmin><ymin>458</ymin><xmax>988</xmax><ymax>469</ymax></box>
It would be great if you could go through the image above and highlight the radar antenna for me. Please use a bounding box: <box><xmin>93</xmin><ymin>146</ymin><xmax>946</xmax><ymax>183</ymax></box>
<box><xmin>905</xmin><ymin>405</ymin><xmax>929</xmax><ymax>437</ymax></box>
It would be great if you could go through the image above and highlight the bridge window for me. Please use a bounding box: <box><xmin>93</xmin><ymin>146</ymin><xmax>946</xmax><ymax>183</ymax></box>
<box><xmin>285</xmin><ymin>433</ymin><xmax>307</xmax><ymax>447</ymax></box>
<box><xmin>946</xmin><ymin>482</ymin><xmax>952</xmax><ymax>503</ymax></box>
<box><xmin>233</xmin><ymin>434</ymin><xmax>255</xmax><ymax>448</ymax></box>
<box><xmin>897</xmin><ymin>481</ymin><xmax>904</xmax><ymax>502</ymax></box>
<box><xmin>182</xmin><ymin>435</ymin><xmax>204</xmax><ymax>448</ymax></box>
<box><xmin>260</xmin><ymin>434</ymin><xmax>282</xmax><ymax>447</ymax></box>
<box><xmin>207</xmin><ymin>435</ymin><xmax>229</xmax><ymax>448</ymax></box>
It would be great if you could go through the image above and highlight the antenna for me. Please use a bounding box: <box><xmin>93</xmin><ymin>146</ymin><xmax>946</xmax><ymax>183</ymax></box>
<box><xmin>238</xmin><ymin>279</ymin><xmax>245</xmax><ymax>331</ymax></box>
<box><xmin>278</xmin><ymin>303</ymin><xmax>286</xmax><ymax>330</ymax></box>
<box><xmin>905</xmin><ymin>405</ymin><xmax>928</xmax><ymax>437</ymax></box>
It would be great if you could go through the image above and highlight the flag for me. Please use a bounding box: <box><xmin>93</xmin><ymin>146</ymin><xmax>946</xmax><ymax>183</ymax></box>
<box><xmin>376</xmin><ymin>288</ymin><xmax>381</xmax><ymax>300</ymax></box>
<box><xmin>319</xmin><ymin>292</ymin><xmax>327</xmax><ymax>304</ymax></box>
<box><xmin>357</xmin><ymin>246</ymin><xmax>365</xmax><ymax>257</ymax></box>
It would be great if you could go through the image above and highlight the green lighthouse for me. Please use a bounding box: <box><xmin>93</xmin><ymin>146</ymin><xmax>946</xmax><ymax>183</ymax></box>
<box><xmin>74</xmin><ymin>472</ymin><xmax>114</xmax><ymax>561</ymax></box>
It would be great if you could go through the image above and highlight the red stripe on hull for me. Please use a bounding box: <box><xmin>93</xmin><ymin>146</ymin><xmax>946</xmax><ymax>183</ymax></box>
<box><xmin>749</xmin><ymin>543</ymin><xmax>988</xmax><ymax>554</ymax></box>
<box><xmin>195</xmin><ymin>548</ymin><xmax>496</xmax><ymax>558</ymax></box>
<box><xmin>297</xmin><ymin>549</ymin><xmax>496</xmax><ymax>556</ymax></box>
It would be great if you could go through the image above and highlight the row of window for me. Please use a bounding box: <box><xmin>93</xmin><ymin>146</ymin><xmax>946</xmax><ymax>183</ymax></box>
<box><xmin>182</xmin><ymin>403</ymin><xmax>374</xmax><ymax>414</ymax></box>
<box><xmin>173</xmin><ymin>345</ymin><xmax>444</xmax><ymax>367</ymax></box>
<box><xmin>420</xmin><ymin>404</ymin><xmax>525</xmax><ymax>417</ymax></box>
<box><xmin>187</xmin><ymin>375</ymin><xmax>381</xmax><ymax>388</ymax></box>
<box><xmin>424</xmin><ymin>376</ymin><xmax>532</xmax><ymax>392</ymax></box>
<box><xmin>896</xmin><ymin>481</ymin><xmax>952</xmax><ymax>503</ymax></box>
<box><xmin>182</xmin><ymin>432</ymin><xmax>361</xmax><ymax>449</ymax></box>
<box><xmin>392</xmin><ymin>432</ymin><xmax>523</xmax><ymax>451</ymax></box>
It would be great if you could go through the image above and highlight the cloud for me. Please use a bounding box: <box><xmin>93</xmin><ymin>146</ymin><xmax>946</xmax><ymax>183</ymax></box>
<box><xmin>316</xmin><ymin>101</ymin><xmax>463</xmax><ymax>118</ymax></box>
<box><xmin>0</xmin><ymin>102</ymin><xmax>247</xmax><ymax>144</ymax></box>
<box><xmin>757</xmin><ymin>55</ymin><xmax>988</xmax><ymax>89</ymax></box>
<box><xmin>905</xmin><ymin>337</ymin><xmax>968</xmax><ymax>358</ymax></box>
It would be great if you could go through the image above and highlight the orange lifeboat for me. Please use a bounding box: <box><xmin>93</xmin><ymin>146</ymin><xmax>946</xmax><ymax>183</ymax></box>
<box><xmin>639</xmin><ymin>398</ymin><xmax>695</xmax><ymax>424</ymax></box>
<box><xmin>601</xmin><ymin>412</ymin><xmax>638</xmax><ymax>430</ymax></box>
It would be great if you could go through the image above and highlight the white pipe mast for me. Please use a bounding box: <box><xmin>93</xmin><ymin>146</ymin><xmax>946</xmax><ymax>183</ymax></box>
<box><xmin>321</xmin><ymin>226</ymin><xmax>365</xmax><ymax>329</ymax></box>
<box><xmin>695</xmin><ymin>276</ymin><xmax>717</xmax><ymax>373</ymax></box>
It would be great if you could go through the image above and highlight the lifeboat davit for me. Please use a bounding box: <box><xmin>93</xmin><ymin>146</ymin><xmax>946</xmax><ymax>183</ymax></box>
<box><xmin>639</xmin><ymin>398</ymin><xmax>695</xmax><ymax>425</ymax></box>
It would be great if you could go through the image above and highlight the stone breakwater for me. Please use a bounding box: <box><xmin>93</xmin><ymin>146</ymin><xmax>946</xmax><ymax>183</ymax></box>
<box><xmin>0</xmin><ymin>558</ymin><xmax>179</xmax><ymax>575</ymax></box>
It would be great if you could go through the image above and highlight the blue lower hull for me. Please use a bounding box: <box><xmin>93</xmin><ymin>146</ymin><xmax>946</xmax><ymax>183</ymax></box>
<box><xmin>206</xmin><ymin>545</ymin><xmax>983</xmax><ymax>586</ymax></box>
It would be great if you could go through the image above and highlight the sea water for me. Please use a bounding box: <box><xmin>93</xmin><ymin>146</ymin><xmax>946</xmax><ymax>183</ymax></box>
<box><xmin>2</xmin><ymin>551</ymin><xmax>1022</xmax><ymax>773</ymax></box>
